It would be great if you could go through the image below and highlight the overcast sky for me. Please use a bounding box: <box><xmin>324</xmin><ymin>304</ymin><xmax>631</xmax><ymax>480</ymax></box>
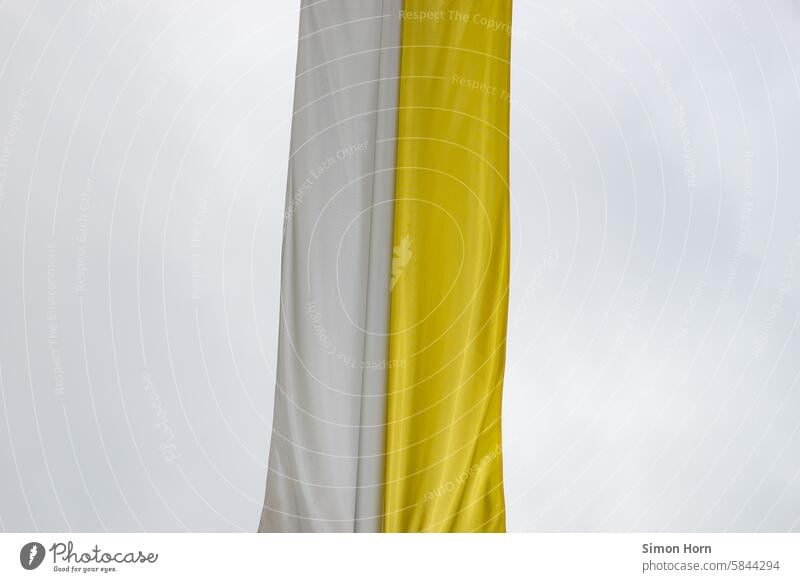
<box><xmin>1</xmin><ymin>0</ymin><xmax>799</xmax><ymax>532</ymax></box>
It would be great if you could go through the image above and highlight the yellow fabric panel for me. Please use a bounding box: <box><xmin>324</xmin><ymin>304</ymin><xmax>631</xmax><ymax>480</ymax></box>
<box><xmin>384</xmin><ymin>0</ymin><xmax>512</xmax><ymax>532</ymax></box>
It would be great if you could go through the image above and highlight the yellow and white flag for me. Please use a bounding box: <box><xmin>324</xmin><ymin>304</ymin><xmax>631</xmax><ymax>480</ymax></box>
<box><xmin>260</xmin><ymin>0</ymin><xmax>512</xmax><ymax>533</ymax></box>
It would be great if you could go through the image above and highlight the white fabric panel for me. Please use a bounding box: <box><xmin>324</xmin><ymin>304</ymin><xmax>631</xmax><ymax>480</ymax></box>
<box><xmin>259</xmin><ymin>0</ymin><xmax>401</xmax><ymax>533</ymax></box>
<box><xmin>354</xmin><ymin>0</ymin><xmax>402</xmax><ymax>532</ymax></box>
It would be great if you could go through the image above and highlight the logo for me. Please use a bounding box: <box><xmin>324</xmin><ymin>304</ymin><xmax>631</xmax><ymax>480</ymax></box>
<box><xmin>391</xmin><ymin>234</ymin><xmax>414</xmax><ymax>290</ymax></box>
<box><xmin>20</xmin><ymin>542</ymin><xmax>46</xmax><ymax>570</ymax></box>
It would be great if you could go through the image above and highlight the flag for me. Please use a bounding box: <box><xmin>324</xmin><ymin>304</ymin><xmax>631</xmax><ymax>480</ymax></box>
<box><xmin>260</xmin><ymin>0</ymin><xmax>512</xmax><ymax>533</ymax></box>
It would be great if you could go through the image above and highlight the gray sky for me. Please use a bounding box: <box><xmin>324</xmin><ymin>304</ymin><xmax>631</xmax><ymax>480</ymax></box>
<box><xmin>1</xmin><ymin>0</ymin><xmax>799</xmax><ymax>532</ymax></box>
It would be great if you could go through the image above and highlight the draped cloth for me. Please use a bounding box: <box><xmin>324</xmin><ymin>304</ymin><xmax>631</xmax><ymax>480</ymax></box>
<box><xmin>259</xmin><ymin>0</ymin><xmax>402</xmax><ymax>533</ymax></box>
<box><xmin>260</xmin><ymin>0</ymin><xmax>512</xmax><ymax>533</ymax></box>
